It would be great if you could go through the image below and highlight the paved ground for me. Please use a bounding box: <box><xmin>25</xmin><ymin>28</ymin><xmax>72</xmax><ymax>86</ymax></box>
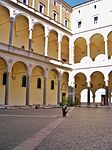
<box><xmin>1</xmin><ymin>107</ymin><xmax>112</xmax><ymax>150</ymax></box>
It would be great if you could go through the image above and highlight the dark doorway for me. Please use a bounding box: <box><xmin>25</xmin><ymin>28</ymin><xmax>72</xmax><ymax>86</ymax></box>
<box><xmin>101</xmin><ymin>95</ymin><xmax>106</xmax><ymax>106</ymax></box>
<box><xmin>62</xmin><ymin>93</ymin><xmax>66</xmax><ymax>100</ymax></box>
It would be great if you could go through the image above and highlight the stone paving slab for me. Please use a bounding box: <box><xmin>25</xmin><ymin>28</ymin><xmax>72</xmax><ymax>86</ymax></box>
<box><xmin>0</xmin><ymin>108</ymin><xmax>62</xmax><ymax>150</ymax></box>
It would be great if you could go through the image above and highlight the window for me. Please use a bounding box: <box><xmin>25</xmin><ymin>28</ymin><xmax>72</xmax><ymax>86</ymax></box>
<box><xmin>94</xmin><ymin>16</ymin><xmax>98</xmax><ymax>24</ymax></box>
<box><xmin>94</xmin><ymin>5</ymin><xmax>97</xmax><ymax>9</ymax></box>
<box><xmin>37</xmin><ymin>78</ymin><xmax>41</xmax><ymax>89</ymax></box>
<box><xmin>23</xmin><ymin>0</ymin><xmax>27</xmax><ymax>4</ymax></box>
<box><xmin>39</xmin><ymin>3</ymin><xmax>45</xmax><ymax>14</ymax></box>
<box><xmin>22</xmin><ymin>75</ymin><xmax>26</xmax><ymax>87</ymax></box>
<box><xmin>53</xmin><ymin>11</ymin><xmax>57</xmax><ymax>21</ymax></box>
<box><xmin>3</xmin><ymin>73</ymin><xmax>7</xmax><ymax>85</ymax></box>
<box><xmin>78</xmin><ymin>21</ymin><xmax>82</xmax><ymax>28</ymax></box>
<box><xmin>54</xmin><ymin>0</ymin><xmax>57</xmax><ymax>6</ymax></box>
<box><xmin>64</xmin><ymin>19</ymin><xmax>68</xmax><ymax>27</ymax></box>
<box><xmin>51</xmin><ymin>80</ymin><xmax>54</xmax><ymax>90</ymax></box>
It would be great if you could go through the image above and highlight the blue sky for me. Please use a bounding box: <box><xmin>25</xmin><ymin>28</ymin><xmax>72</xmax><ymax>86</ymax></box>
<box><xmin>64</xmin><ymin>0</ymin><xmax>87</xmax><ymax>6</ymax></box>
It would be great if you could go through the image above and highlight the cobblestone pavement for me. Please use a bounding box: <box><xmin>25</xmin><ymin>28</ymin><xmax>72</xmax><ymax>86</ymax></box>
<box><xmin>36</xmin><ymin>108</ymin><xmax>112</xmax><ymax>150</ymax></box>
<box><xmin>1</xmin><ymin>108</ymin><xmax>112</xmax><ymax>150</ymax></box>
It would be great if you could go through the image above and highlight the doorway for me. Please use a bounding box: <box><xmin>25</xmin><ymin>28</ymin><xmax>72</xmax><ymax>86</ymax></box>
<box><xmin>101</xmin><ymin>95</ymin><xmax>106</xmax><ymax>106</ymax></box>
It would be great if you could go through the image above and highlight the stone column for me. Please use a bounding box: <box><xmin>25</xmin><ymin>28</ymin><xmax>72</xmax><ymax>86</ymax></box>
<box><xmin>108</xmin><ymin>90</ymin><xmax>111</xmax><ymax>107</ymax></box>
<box><xmin>29</xmin><ymin>29</ymin><xmax>33</xmax><ymax>51</ymax></box>
<box><xmin>68</xmin><ymin>85</ymin><xmax>74</xmax><ymax>103</ymax></box>
<box><xmin>58</xmin><ymin>41</ymin><xmax>61</xmax><ymax>61</ymax></box>
<box><xmin>93</xmin><ymin>92</ymin><xmax>95</xmax><ymax>105</ymax></box>
<box><xmin>105</xmin><ymin>39</ymin><xmax>108</xmax><ymax>58</ymax></box>
<box><xmin>87</xmin><ymin>87</ymin><xmax>90</xmax><ymax>106</ymax></box>
<box><xmin>45</xmin><ymin>35</ymin><xmax>48</xmax><ymax>56</ymax></box>
<box><xmin>43</xmin><ymin>77</ymin><xmax>47</xmax><ymax>105</ymax></box>
<box><xmin>105</xmin><ymin>86</ymin><xmax>109</xmax><ymax>106</ymax></box>
<box><xmin>9</xmin><ymin>17</ymin><xmax>15</xmax><ymax>45</ymax></box>
<box><xmin>5</xmin><ymin>72</ymin><xmax>11</xmax><ymax>105</ymax></box>
<box><xmin>60</xmin><ymin>3</ymin><xmax>62</xmax><ymax>24</ymax></box>
<box><xmin>57</xmin><ymin>79</ymin><xmax>61</xmax><ymax>105</ymax></box>
<box><xmin>105</xmin><ymin>80</ymin><xmax>109</xmax><ymax>106</ymax></box>
<box><xmin>47</xmin><ymin>0</ymin><xmax>50</xmax><ymax>16</ymax></box>
<box><xmin>87</xmin><ymin>42</ymin><xmax>90</xmax><ymax>57</ymax></box>
<box><xmin>26</xmin><ymin>74</ymin><xmax>31</xmax><ymax>105</ymax></box>
<box><xmin>32</xmin><ymin>0</ymin><xmax>35</xmax><ymax>8</ymax></box>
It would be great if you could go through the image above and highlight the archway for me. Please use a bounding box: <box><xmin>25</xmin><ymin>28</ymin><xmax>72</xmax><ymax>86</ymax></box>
<box><xmin>107</xmin><ymin>32</ymin><xmax>112</xmax><ymax>58</ymax></box>
<box><xmin>46</xmin><ymin>69</ymin><xmax>58</xmax><ymax>105</ymax></box>
<box><xmin>10</xmin><ymin>61</ymin><xmax>27</xmax><ymax>105</ymax></box>
<box><xmin>48</xmin><ymin>30</ymin><xmax>58</xmax><ymax>59</ymax></box>
<box><xmin>90</xmin><ymin>71</ymin><xmax>105</xmax><ymax>104</ymax></box>
<box><xmin>61</xmin><ymin>72</ymin><xmax>69</xmax><ymax>102</ymax></box>
<box><xmin>74</xmin><ymin>73</ymin><xmax>87</xmax><ymax>103</ymax></box>
<box><xmin>13</xmin><ymin>15</ymin><xmax>29</xmax><ymax>50</ymax></box>
<box><xmin>32</xmin><ymin>24</ymin><xmax>45</xmax><ymax>54</ymax></box>
<box><xmin>90</xmin><ymin>34</ymin><xmax>105</xmax><ymax>60</ymax></box>
<box><xmin>61</xmin><ymin>36</ymin><xmax>69</xmax><ymax>63</ymax></box>
<box><xmin>95</xmin><ymin>88</ymin><xmax>106</xmax><ymax>105</ymax></box>
<box><xmin>80</xmin><ymin>89</ymin><xmax>93</xmax><ymax>104</ymax></box>
<box><xmin>0</xmin><ymin>5</ymin><xmax>10</xmax><ymax>44</ymax></box>
<box><xmin>30</xmin><ymin>66</ymin><xmax>44</xmax><ymax>105</ymax></box>
<box><xmin>0</xmin><ymin>58</ymin><xmax>7</xmax><ymax>105</ymax></box>
<box><xmin>74</xmin><ymin>37</ymin><xmax>87</xmax><ymax>63</ymax></box>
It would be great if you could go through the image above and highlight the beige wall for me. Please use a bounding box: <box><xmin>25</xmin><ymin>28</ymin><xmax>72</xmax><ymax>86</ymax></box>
<box><xmin>61</xmin><ymin>72</ymin><xmax>68</xmax><ymax>101</ymax></box>
<box><xmin>30</xmin><ymin>66</ymin><xmax>44</xmax><ymax>105</ymax></box>
<box><xmin>46</xmin><ymin>70</ymin><xmax>58</xmax><ymax>105</ymax></box>
<box><xmin>32</xmin><ymin>24</ymin><xmax>45</xmax><ymax>54</ymax></box>
<box><xmin>10</xmin><ymin>62</ymin><xmax>27</xmax><ymax>105</ymax></box>
<box><xmin>13</xmin><ymin>16</ymin><xmax>29</xmax><ymax>50</ymax></box>
<box><xmin>0</xmin><ymin>59</ymin><xmax>6</xmax><ymax>105</ymax></box>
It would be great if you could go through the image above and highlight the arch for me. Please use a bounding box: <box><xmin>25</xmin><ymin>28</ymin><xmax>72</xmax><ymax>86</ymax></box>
<box><xmin>80</xmin><ymin>89</ymin><xmax>93</xmax><ymax>103</ymax></box>
<box><xmin>48</xmin><ymin>30</ymin><xmax>58</xmax><ymax>59</ymax></box>
<box><xmin>61</xmin><ymin>72</ymin><xmax>69</xmax><ymax>102</ymax></box>
<box><xmin>74</xmin><ymin>73</ymin><xmax>87</xmax><ymax>102</ymax></box>
<box><xmin>61</xmin><ymin>36</ymin><xmax>69</xmax><ymax>63</ymax></box>
<box><xmin>90</xmin><ymin>71</ymin><xmax>105</xmax><ymax>94</ymax></box>
<box><xmin>10</xmin><ymin>61</ymin><xmax>27</xmax><ymax>105</ymax></box>
<box><xmin>46</xmin><ymin>69</ymin><xmax>58</xmax><ymax>105</ymax></box>
<box><xmin>32</xmin><ymin>23</ymin><xmax>45</xmax><ymax>54</ymax></box>
<box><xmin>95</xmin><ymin>88</ymin><xmax>105</xmax><ymax>103</ymax></box>
<box><xmin>74</xmin><ymin>37</ymin><xmax>87</xmax><ymax>63</ymax></box>
<box><xmin>31</xmin><ymin>65</ymin><xmax>44</xmax><ymax>105</ymax></box>
<box><xmin>0</xmin><ymin>5</ymin><xmax>10</xmax><ymax>44</ymax></box>
<box><xmin>0</xmin><ymin>57</ymin><xmax>7</xmax><ymax>105</ymax></box>
<box><xmin>13</xmin><ymin>15</ymin><xmax>29</xmax><ymax>50</ymax></box>
<box><xmin>48</xmin><ymin>68</ymin><xmax>60</xmax><ymax>78</ymax></box>
<box><xmin>107</xmin><ymin>31</ymin><xmax>112</xmax><ymax>58</ymax></box>
<box><xmin>90</xmin><ymin>33</ymin><xmax>105</xmax><ymax>60</ymax></box>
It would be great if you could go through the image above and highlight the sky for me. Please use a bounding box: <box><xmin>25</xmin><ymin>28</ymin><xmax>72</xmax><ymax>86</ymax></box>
<box><xmin>64</xmin><ymin>0</ymin><xmax>88</xmax><ymax>6</ymax></box>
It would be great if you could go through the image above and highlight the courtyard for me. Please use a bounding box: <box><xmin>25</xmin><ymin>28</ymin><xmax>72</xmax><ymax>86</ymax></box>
<box><xmin>0</xmin><ymin>107</ymin><xmax>112</xmax><ymax>150</ymax></box>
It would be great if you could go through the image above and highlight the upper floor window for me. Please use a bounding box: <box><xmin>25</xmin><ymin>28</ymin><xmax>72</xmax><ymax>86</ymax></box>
<box><xmin>39</xmin><ymin>3</ymin><xmax>45</xmax><ymax>14</ymax></box>
<box><xmin>64</xmin><ymin>19</ymin><xmax>68</xmax><ymax>27</ymax></box>
<box><xmin>53</xmin><ymin>11</ymin><xmax>58</xmax><ymax>21</ymax></box>
<box><xmin>94</xmin><ymin>16</ymin><xmax>98</xmax><ymax>24</ymax></box>
<box><xmin>78</xmin><ymin>21</ymin><xmax>82</xmax><ymax>28</ymax></box>
<box><xmin>53</xmin><ymin>0</ymin><xmax>57</xmax><ymax>6</ymax></box>
<box><xmin>23</xmin><ymin>0</ymin><xmax>27</xmax><ymax>4</ymax></box>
